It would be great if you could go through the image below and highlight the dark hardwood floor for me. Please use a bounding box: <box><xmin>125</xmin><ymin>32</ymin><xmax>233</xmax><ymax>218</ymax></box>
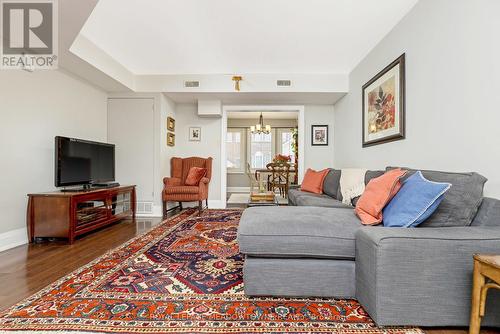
<box><xmin>0</xmin><ymin>216</ymin><xmax>163</xmax><ymax>311</ymax></box>
<box><xmin>0</xmin><ymin>212</ymin><xmax>497</xmax><ymax>334</ymax></box>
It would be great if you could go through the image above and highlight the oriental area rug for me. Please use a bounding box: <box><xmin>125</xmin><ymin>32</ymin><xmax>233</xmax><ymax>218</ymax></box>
<box><xmin>0</xmin><ymin>209</ymin><xmax>421</xmax><ymax>333</ymax></box>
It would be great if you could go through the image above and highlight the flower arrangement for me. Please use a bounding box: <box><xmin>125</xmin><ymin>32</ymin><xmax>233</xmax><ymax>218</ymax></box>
<box><xmin>273</xmin><ymin>154</ymin><xmax>291</xmax><ymax>163</ymax></box>
<box><xmin>368</xmin><ymin>87</ymin><xmax>396</xmax><ymax>133</ymax></box>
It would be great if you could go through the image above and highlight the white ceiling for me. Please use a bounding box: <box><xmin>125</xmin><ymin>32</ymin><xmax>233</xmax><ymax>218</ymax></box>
<box><xmin>228</xmin><ymin>111</ymin><xmax>298</xmax><ymax>119</ymax></box>
<box><xmin>81</xmin><ymin>0</ymin><xmax>417</xmax><ymax>75</ymax></box>
<box><xmin>58</xmin><ymin>0</ymin><xmax>131</xmax><ymax>92</ymax></box>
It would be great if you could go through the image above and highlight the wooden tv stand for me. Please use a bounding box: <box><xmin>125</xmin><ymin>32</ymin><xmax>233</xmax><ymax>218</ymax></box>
<box><xmin>27</xmin><ymin>185</ymin><xmax>136</xmax><ymax>244</ymax></box>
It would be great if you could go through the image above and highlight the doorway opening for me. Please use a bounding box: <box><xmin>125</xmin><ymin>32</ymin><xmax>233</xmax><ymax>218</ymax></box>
<box><xmin>221</xmin><ymin>105</ymin><xmax>305</xmax><ymax>208</ymax></box>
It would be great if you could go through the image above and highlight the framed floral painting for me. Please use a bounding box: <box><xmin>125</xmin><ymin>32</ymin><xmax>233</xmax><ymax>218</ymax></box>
<box><xmin>362</xmin><ymin>53</ymin><xmax>405</xmax><ymax>147</ymax></box>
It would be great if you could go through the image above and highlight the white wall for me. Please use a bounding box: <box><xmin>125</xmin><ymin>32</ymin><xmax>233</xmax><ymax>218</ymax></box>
<box><xmin>174</xmin><ymin>104</ymin><xmax>222</xmax><ymax>205</ymax></box>
<box><xmin>160</xmin><ymin>94</ymin><xmax>177</xmax><ymax>210</ymax></box>
<box><xmin>0</xmin><ymin>69</ymin><xmax>107</xmax><ymax>249</ymax></box>
<box><xmin>304</xmin><ymin>104</ymin><xmax>335</xmax><ymax>170</ymax></box>
<box><xmin>334</xmin><ymin>0</ymin><xmax>500</xmax><ymax>198</ymax></box>
<box><xmin>163</xmin><ymin>103</ymin><xmax>335</xmax><ymax>204</ymax></box>
<box><xmin>107</xmin><ymin>93</ymin><xmax>177</xmax><ymax>216</ymax></box>
<box><xmin>108</xmin><ymin>98</ymin><xmax>155</xmax><ymax>204</ymax></box>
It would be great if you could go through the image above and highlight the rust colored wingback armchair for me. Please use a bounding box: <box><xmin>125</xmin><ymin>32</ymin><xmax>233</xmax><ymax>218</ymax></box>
<box><xmin>162</xmin><ymin>157</ymin><xmax>213</xmax><ymax>218</ymax></box>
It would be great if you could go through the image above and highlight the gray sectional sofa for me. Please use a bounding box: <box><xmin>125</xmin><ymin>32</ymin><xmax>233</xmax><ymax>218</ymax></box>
<box><xmin>237</xmin><ymin>168</ymin><xmax>500</xmax><ymax>327</ymax></box>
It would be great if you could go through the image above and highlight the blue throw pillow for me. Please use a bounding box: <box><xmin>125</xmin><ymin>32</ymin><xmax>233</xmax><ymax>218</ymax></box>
<box><xmin>382</xmin><ymin>171</ymin><xmax>451</xmax><ymax>227</ymax></box>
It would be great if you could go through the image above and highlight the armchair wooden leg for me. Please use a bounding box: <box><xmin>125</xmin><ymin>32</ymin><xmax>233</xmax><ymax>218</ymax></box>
<box><xmin>179</xmin><ymin>202</ymin><xmax>183</xmax><ymax>210</ymax></box>
<box><xmin>198</xmin><ymin>201</ymin><xmax>203</xmax><ymax>213</ymax></box>
<box><xmin>162</xmin><ymin>201</ymin><xmax>167</xmax><ymax>219</ymax></box>
<box><xmin>205</xmin><ymin>199</ymin><xmax>208</xmax><ymax>208</ymax></box>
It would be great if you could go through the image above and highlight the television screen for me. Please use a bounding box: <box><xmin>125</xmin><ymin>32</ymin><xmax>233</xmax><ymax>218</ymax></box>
<box><xmin>55</xmin><ymin>136</ymin><xmax>115</xmax><ymax>187</ymax></box>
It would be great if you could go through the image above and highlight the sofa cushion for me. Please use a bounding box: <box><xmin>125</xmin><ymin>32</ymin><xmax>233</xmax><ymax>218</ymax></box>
<box><xmin>238</xmin><ymin>206</ymin><xmax>362</xmax><ymax>259</ymax></box>
<box><xmin>355</xmin><ymin>168</ymin><xmax>407</xmax><ymax>225</ymax></box>
<box><xmin>366</xmin><ymin>170</ymin><xmax>386</xmax><ymax>183</ymax></box>
<box><xmin>471</xmin><ymin>197</ymin><xmax>500</xmax><ymax>227</ymax></box>
<box><xmin>185</xmin><ymin>167</ymin><xmax>207</xmax><ymax>186</ymax></box>
<box><xmin>295</xmin><ymin>194</ymin><xmax>352</xmax><ymax>208</ymax></box>
<box><xmin>287</xmin><ymin>188</ymin><xmax>303</xmax><ymax>206</ymax></box>
<box><xmin>301</xmin><ymin>168</ymin><xmax>329</xmax><ymax>194</ymax></box>
<box><xmin>164</xmin><ymin>186</ymin><xmax>199</xmax><ymax>194</ymax></box>
<box><xmin>382</xmin><ymin>171</ymin><xmax>452</xmax><ymax>228</ymax></box>
<box><xmin>387</xmin><ymin>167</ymin><xmax>487</xmax><ymax>227</ymax></box>
<box><xmin>288</xmin><ymin>189</ymin><xmax>352</xmax><ymax>208</ymax></box>
<box><xmin>323</xmin><ymin>169</ymin><xmax>341</xmax><ymax>199</ymax></box>
<box><xmin>337</xmin><ymin>170</ymin><xmax>385</xmax><ymax>202</ymax></box>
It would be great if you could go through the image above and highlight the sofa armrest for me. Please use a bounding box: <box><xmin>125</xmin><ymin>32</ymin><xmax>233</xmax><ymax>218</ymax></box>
<box><xmin>163</xmin><ymin>177</ymin><xmax>181</xmax><ymax>187</ymax></box>
<box><xmin>355</xmin><ymin>226</ymin><xmax>500</xmax><ymax>327</ymax></box>
<box><xmin>358</xmin><ymin>226</ymin><xmax>500</xmax><ymax>245</ymax></box>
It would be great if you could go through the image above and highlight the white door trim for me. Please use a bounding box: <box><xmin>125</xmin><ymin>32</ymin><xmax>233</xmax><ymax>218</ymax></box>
<box><xmin>221</xmin><ymin>105</ymin><xmax>305</xmax><ymax>209</ymax></box>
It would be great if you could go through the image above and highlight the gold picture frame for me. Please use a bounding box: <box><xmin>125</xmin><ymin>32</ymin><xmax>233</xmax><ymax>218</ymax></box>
<box><xmin>167</xmin><ymin>132</ymin><xmax>175</xmax><ymax>147</ymax></box>
<box><xmin>167</xmin><ymin>117</ymin><xmax>175</xmax><ymax>131</ymax></box>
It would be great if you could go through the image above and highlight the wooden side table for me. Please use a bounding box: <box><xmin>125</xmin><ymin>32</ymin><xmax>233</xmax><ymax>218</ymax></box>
<box><xmin>469</xmin><ymin>254</ymin><xmax>500</xmax><ymax>334</ymax></box>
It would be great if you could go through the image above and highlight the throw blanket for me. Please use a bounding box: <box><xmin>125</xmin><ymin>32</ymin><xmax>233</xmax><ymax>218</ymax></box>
<box><xmin>340</xmin><ymin>168</ymin><xmax>367</xmax><ymax>205</ymax></box>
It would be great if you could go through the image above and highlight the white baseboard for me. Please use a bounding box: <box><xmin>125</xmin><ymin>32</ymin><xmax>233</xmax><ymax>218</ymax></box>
<box><xmin>227</xmin><ymin>187</ymin><xmax>250</xmax><ymax>193</ymax></box>
<box><xmin>208</xmin><ymin>200</ymin><xmax>226</xmax><ymax>209</ymax></box>
<box><xmin>0</xmin><ymin>227</ymin><xmax>28</xmax><ymax>252</ymax></box>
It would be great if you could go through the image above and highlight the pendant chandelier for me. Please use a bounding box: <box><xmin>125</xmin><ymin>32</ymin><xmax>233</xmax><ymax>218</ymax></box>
<box><xmin>250</xmin><ymin>113</ymin><xmax>271</xmax><ymax>134</ymax></box>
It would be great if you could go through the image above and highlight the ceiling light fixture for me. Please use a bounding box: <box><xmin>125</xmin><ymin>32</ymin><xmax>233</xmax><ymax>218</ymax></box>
<box><xmin>250</xmin><ymin>113</ymin><xmax>271</xmax><ymax>134</ymax></box>
<box><xmin>232</xmin><ymin>75</ymin><xmax>242</xmax><ymax>91</ymax></box>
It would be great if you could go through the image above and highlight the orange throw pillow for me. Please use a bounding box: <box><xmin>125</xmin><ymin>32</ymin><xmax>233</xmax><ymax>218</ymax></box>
<box><xmin>355</xmin><ymin>168</ymin><xmax>407</xmax><ymax>225</ymax></box>
<box><xmin>301</xmin><ymin>168</ymin><xmax>330</xmax><ymax>194</ymax></box>
<box><xmin>185</xmin><ymin>167</ymin><xmax>207</xmax><ymax>186</ymax></box>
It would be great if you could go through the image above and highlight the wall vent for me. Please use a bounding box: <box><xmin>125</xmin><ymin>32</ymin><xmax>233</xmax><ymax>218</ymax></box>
<box><xmin>277</xmin><ymin>79</ymin><xmax>292</xmax><ymax>87</ymax></box>
<box><xmin>136</xmin><ymin>201</ymin><xmax>154</xmax><ymax>214</ymax></box>
<box><xmin>184</xmin><ymin>80</ymin><xmax>200</xmax><ymax>88</ymax></box>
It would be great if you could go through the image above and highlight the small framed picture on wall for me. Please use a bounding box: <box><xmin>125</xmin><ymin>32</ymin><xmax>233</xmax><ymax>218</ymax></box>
<box><xmin>311</xmin><ymin>125</ymin><xmax>328</xmax><ymax>146</ymax></box>
<box><xmin>167</xmin><ymin>117</ymin><xmax>175</xmax><ymax>131</ymax></box>
<box><xmin>189</xmin><ymin>127</ymin><xmax>201</xmax><ymax>141</ymax></box>
<box><xmin>167</xmin><ymin>133</ymin><xmax>175</xmax><ymax>147</ymax></box>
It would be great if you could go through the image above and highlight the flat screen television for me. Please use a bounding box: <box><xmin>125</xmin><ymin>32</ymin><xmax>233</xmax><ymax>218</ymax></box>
<box><xmin>55</xmin><ymin>136</ymin><xmax>115</xmax><ymax>187</ymax></box>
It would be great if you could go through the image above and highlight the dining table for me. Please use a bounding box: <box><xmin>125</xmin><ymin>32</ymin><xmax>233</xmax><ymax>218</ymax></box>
<box><xmin>254</xmin><ymin>166</ymin><xmax>297</xmax><ymax>185</ymax></box>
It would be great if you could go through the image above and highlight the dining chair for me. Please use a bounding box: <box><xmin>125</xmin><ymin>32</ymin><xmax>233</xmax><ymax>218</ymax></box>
<box><xmin>266</xmin><ymin>162</ymin><xmax>291</xmax><ymax>198</ymax></box>
<box><xmin>246</xmin><ymin>162</ymin><xmax>260</xmax><ymax>193</ymax></box>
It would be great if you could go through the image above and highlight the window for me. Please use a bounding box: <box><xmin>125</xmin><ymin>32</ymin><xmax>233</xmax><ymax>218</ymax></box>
<box><xmin>226</xmin><ymin>126</ymin><xmax>296</xmax><ymax>173</ymax></box>
<box><xmin>277</xmin><ymin>128</ymin><xmax>296</xmax><ymax>163</ymax></box>
<box><xmin>249</xmin><ymin>132</ymin><xmax>273</xmax><ymax>169</ymax></box>
<box><xmin>226</xmin><ymin>128</ymin><xmax>245</xmax><ymax>173</ymax></box>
